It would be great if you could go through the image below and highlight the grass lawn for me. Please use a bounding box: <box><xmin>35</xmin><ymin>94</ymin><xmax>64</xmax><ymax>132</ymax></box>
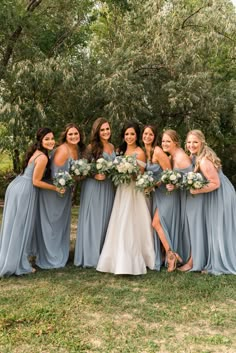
<box><xmin>0</xmin><ymin>206</ymin><xmax>236</xmax><ymax>353</ymax></box>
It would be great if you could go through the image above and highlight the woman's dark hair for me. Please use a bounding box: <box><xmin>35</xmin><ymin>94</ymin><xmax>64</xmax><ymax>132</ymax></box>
<box><xmin>90</xmin><ymin>117</ymin><xmax>111</xmax><ymax>160</ymax></box>
<box><xmin>118</xmin><ymin>120</ymin><xmax>141</xmax><ymax>155</ymax></box>
<box><xmin>22</xmin><ymin>127</ymin><xmax>53</xmax><ymax>176</ymax></box>
<box><xmin>142</xmin><ymin>124</ymin><xmax>158</xmax><ymax>162</ymax></box>
<box><xmin>59</xmin><ymin>123</ymin><xmax>86</xmax><ymax>157</ymax></box>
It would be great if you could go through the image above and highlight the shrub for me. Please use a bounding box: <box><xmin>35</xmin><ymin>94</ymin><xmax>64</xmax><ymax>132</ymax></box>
<box><xmin>0</xmin><ymin>170</ymin><xmax>17</xmax><ymax>200</ymax></box>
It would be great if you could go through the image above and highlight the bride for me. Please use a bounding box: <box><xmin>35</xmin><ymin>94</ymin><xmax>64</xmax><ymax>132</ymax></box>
<box><xmin>96</xmin><ymin>121</ymin><xmax>155</xmax><ymax>275</ymax></box>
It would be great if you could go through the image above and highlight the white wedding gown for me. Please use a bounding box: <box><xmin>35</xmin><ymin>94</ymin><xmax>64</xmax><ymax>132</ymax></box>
<box><xmin>97</xmin><ymin>161</ymin><xmax>155</xmax><ymax>275</ymax></box>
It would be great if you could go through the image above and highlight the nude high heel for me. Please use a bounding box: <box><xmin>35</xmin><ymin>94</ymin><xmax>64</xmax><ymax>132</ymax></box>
<box><xmin>167</xmin><ymin>250</ymin><xmax>183</xmax><ymax>272</ymax></box>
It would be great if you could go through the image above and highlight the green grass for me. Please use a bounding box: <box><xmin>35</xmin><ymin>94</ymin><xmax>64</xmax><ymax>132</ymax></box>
<box><xmin>0</xmin><ymin>207</ymin><xmax>236</xmax><ymax>353</ymax></box>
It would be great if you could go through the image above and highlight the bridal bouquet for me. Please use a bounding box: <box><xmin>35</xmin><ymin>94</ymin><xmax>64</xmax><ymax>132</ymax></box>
<box><xmin>53</xmin><ymin>170</ymin><xmax>74</xmax><ymax>196</ymax></box>
<box><xmin>181</xmin><ymin>171</ymin><xmax>209</xmax><ymax>190</ymax></box>
<box><xmin>135</xmin><ymin>170</ymin><xmax>157</xmax><ymax>196</ymax></box>
<box><xmin>160</xmin><ymin>169</ymin><xmax>182</xmax><ymax>188</ymax></box>
<box><xmin>69</xmin><ymin>158</ymin><xmax>91</xmax><ymax>177</ymax></box>
<box><xmin>110</xmin><ymin>155</ymin><xmax>140</xmax><ymax>186</ymax></box>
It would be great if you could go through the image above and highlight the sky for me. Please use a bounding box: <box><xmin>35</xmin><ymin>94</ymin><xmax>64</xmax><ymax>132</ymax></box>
<box><xmin>231</xmin><ymin>0</ymin><xmax>236</xmax><ymax>5</ymax></box>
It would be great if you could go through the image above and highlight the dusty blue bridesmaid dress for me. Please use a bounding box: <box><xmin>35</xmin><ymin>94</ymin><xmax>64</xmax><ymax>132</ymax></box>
<box><xmin>174</xmin><ymin>165</ymin><xmax>192</xmax><ymax>263</ymax></box>
<box><xmin>147</xmin><ymin>162</ymin><xmax>181</xmax><ymax>270</ymax></box>
<box><xmin>203</xmin><ymin>170</ymin><xmax>236</xmax><ymax>275</ymax></box>
<box><xmin>183</xmin><ymin>189</ymin><xmax>208</xmax><ymax>271</ymax></box>
<box><xmin>74</xmin><ymin>151</ymin><xmax>115</xmax><ymax>268</ymax></box>
<box><xmin>0</xmin><ymin>158</ymin><xmax>40</xmax><ymax>276</ymax></box>
<box><xmin>35</xmin><ymin>152</ymin><xmax>72</xmax><ymax>269</ymax></box>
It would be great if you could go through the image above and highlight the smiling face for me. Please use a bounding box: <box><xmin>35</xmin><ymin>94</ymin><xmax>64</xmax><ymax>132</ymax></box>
<box><xmin>142</xmin><ymin>127</ymin><xmax>155</xmax><ymax>146</ymax></box>
<box><xmin>124</xmin><ymin>127</ymin><xmax>137</xmax><ymax>146</ymax></box>
<box><xmin>42</xmin><ymin>132</ymin><xmax>55</xmax><ymax>151</ymax></box>
<box><xmin>66</xmin><ymin>127</ymin><xmax>80</xmax><ymax>145</ymax></box>
<box><xmin>99</xmin><ymin>122</ymin><xmax>111</xmax><ymax>141</ymax></box>
<box><xmin>161</xmin><ymin>133</ymin><xmax>176</xmax><ymax>153</ymax></box>
<box><xmin>186</xmin><ymin>134</ymin><xmax>202</xmax><ymax>155</ymax></box>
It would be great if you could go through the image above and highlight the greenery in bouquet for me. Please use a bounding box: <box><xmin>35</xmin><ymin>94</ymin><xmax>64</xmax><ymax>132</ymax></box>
<box><xmin>69</xmin><ymin>158</ymin><xmax>91</xmax><ymax>177</ymax></box>
<box><xmin>160</xmin><ymin>169</ymin><xmax>182</xmax><ymax>188</ymax></box>
<box><xmin>181</xmin><ymin>171</ymin><xmax>209</xmax><ymax>190</ymax></box>
<box><xmin>90</xmin><ymin>157</ymin><xmax>113</xmax><ymax>176</ymax></box>
<box><xmin>53</xmin><ymin>170</ymin><xmax>74</xmax><ymax>196</ymax></box>
<box><xmin>135</xmin><ymin>170</ymin><xmax>157</xmax><ymax>196</ymax></box>
<box><xmin>110</xmin><ymin>155</ymin><xmax>140</xmax><ymax>187</ymax></box>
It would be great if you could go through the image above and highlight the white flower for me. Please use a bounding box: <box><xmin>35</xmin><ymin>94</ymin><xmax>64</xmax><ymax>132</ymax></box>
<box><xmin>187</xmin><ymin>172</ymin><xmax>195</xmax><ymax>179</ymax></box>
<box><xmin>193</xmin><ymin>181</ymin><xmax>202</xmax><ymax>189</ymax></box>
<box><xmin>170</xmin><ymin>174</ymin><xmax>177</xmax><ymax>181</ymax></box>
<box><xmin>96</xmin><ymin>163</ymin><xmax>102</xmax><ymax>170</ymax></box>
<box><xmin>59</xmin><ymin>178</ymin><xmax>66</xmax><ymax>186</ymax></box>
<box><xmin>196</xmin><ymin>173</ymin><xmax>203</xmax><ymax>180</ymax></box>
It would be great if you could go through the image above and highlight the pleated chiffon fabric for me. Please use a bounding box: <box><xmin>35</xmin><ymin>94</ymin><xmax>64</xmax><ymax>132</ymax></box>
<box><xmin>74</xmin><ymin>152</ymin><xmax>115</xmax><ymax>268</ymax></box>
<box><xmin>35</xmin><ymin>154</ymin><xmax>72</xmax><ymax>269</ymax></box>
<box><xmin>0</xmin><ymin>162</ymin><xmax>38</xmax><ymax>276</ymax></box>
<box><xmin>203</xmin><ymin>170</ymin><xmax>236</xmax><ymax>275</ymax></box>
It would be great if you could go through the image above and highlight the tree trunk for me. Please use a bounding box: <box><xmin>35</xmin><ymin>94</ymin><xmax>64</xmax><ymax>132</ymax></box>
<box><xmin>12</xmin><ymin>149</ymin><xmax>21</xmax><ymax>174</ymax></box>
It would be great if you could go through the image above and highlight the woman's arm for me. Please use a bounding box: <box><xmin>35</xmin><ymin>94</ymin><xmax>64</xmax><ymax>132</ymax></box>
<box><xmin>53</xmin><ymin>144</ymin><xmax>69</xmax><ymax>167</ymax></box>
<box><xmin>191</xmin><ymin>158</ymin><xmax>220</xmax><ymax>195</ymax></box>
<box><xmin>32</xmin><ymin>155</ymin><xmax>60</xmax><ymax>191</ymax></box>
<box><xmin>153</xmin><ymin>146</ymin><xmax>171</xmax><ymax>170</ymax></box>
<box><xmin>136</xmin><ymin>148</ymin><xmax>146</xmax><ymax>174</ymax></box>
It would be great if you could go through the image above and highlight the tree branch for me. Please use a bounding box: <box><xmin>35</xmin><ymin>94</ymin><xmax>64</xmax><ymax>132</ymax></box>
<box><xmin>133</xmin><ymin>65</ymin><xmax>168</xmax><ymax>74</ymax></box>
<box><xmin>0</xmin><ymin>0</ymin><xmax>43</xmax><ymax>79</ymax></box>
<box><xmin>181</xmin><ymin>6</ymin><xmax>207</xmax><ymax>29</ymax></box>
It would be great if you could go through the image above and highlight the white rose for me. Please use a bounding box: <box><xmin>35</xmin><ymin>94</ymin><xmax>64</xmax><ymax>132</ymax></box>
<box><xmin>97</xmin><ymin>158</ymin><xmax>104</xmax><ymax>163</ymax></box>
<box><xmin>59</xmin><ymin>178</ymin><xmax>66</xmax><ymax>186</ymax></box>
<box><xmin>96</xmin><ymin>163</ymin><xmax>102</xmax><ymax>170</ymax></box>
<box><xmin>196</xmin><ymin>173</ymin><xmax>203</xmax><ymax>180</ymax></box>
<box><xmin>78</xmin><ymin>160</ymin><xmax>83</xmax><ymax>165</ymax></box>
<box><xmin>193</xmin><ymin>181</ymin><xmax>202</xmax><ymax>189</ymax></box>
<box><xmin>188</xmin><ymin>172</ymin><xmax>194</xmax><ymax>179</ymax></box>
<box><xmin>170</xmin><ymin>174</ymin><xmax>177</xmax><ymax>181</ymax></box>
<box><xmin>161</xmin><ymin>175</ymin><xmax>167</xmax><ymax>181</ymax></box>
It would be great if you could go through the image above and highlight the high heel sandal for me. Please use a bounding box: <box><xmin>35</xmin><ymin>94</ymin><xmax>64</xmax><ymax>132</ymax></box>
<box><xmin>167</xmin><ymin>250</ymin><xmax>183</xmax><ymax>272</ymax></box>
<box><xmin>167</xmin><ymin>250</ymin><xmax>177</xmax><ymax>272</ymax></box>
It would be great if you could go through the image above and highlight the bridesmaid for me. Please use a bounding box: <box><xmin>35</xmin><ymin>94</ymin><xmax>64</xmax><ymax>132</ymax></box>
<box><xmin>35</xmin><ymin>123</ymin><xmax>86</xmax><ymax>269</ymax></box>
<box><xmin>142</xmin><ymin>125</ymin><xmax>183</xmax><ymax>272</ymax></box>
<box><xmin>180</xmin><ymin>130</ymin><xmax>236</xmax><ymax>274</ymax></box>
<box><xmin>161</xmin><ymin>129</ymin><xmax>192</xmax><ymax>268</ymax></box>
<box><xmin>0</xmin><ymin>128</ymin><xmax>63</xmax><ymax>277</ymax></box>
<box><xmin>74</xmin><ymin>117</ymin><xmax>115</xmax><ymax>268</ymax></box>
<box><xmin>96</xmin><ymin>121</ymin><xmax>155</xmax><ymax>275</ymax></box>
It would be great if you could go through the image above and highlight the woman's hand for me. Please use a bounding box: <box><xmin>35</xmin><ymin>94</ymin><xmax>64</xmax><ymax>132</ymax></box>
<box><xmin>166</xmin><ymin>183</ymin><xmax>175</xmax><ymax>192</ymax></box>
<box><xmin>56</xmin><ymin>187</ymin><xmax>66</xmax><ymax>195</ymax></box>
<box><xmin>94</xmin><ymin>173</ymin><xmax>106</xmax><ymax>181</ymax></box>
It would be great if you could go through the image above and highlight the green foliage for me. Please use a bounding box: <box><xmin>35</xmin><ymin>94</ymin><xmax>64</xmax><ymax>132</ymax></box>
<box><xmin>0</xmin><ymin>0</ymin><xmax>235</xmax><ymax>182</ymax></box>
<box><xmin>0</xmin><ymin>170</ymin><xmax>16</xmax><ymax>199</ymax></box>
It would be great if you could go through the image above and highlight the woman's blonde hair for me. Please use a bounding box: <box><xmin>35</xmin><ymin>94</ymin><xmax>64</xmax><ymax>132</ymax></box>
<box><xmin>162</xmin><ymin>129</ymin><xmax>181</xmax><ymax>148</ymax></box>
<box><xmin>186</xmin><ymin>130</ymin><xmax>222</xmax><ymax>171</ymax></box>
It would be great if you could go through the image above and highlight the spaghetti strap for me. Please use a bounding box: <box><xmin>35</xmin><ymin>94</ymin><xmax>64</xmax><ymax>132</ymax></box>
<box><xmin>33</xmin><ymin>153</ymin><xmax>44</xmax><ymax>161</ymax></box>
